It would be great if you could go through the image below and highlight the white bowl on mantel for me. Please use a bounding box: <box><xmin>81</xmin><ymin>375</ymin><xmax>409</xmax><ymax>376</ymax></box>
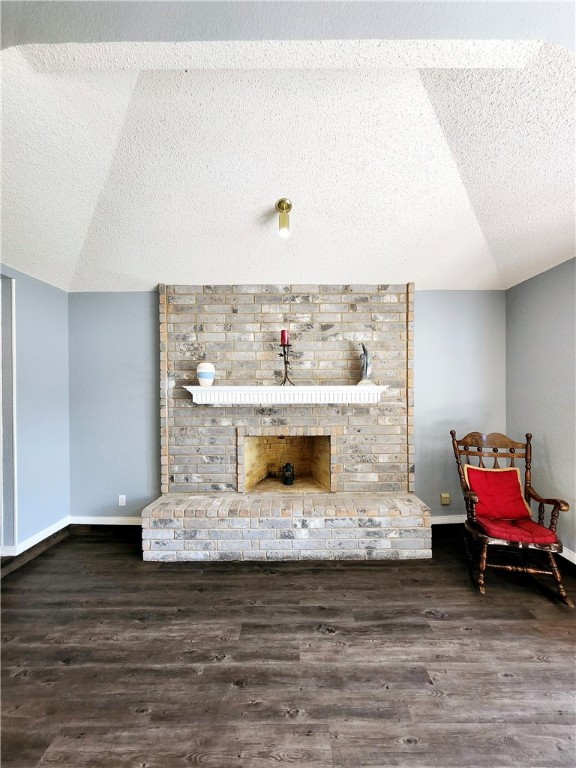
<box><xmin>183</xmin><ymin>384</ymin><xmax>386</xmax><ymax>406</ymax></box>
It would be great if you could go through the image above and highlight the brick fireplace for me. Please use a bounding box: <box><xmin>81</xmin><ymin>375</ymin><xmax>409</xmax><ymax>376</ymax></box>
<box><xmin>142</xmin><ymin>283</ymin><xmax>431</xmax><ymax>561</ymax></box>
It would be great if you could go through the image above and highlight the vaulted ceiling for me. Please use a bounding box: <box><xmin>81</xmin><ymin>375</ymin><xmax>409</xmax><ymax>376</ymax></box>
<box><xmin>2</xmin><ymin>36</ymin><xmax>574</xmax><ymax>291</ymax></box>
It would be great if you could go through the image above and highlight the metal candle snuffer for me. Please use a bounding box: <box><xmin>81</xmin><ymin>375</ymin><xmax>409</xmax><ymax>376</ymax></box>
<box><xmin>279</xmin><ymin>329</ymin><xmax>294</xmax><ymax>386</ymax></box>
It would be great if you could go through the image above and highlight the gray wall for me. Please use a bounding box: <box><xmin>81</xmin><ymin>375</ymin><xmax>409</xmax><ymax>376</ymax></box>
<box><xmin>414</xmin><ymin>291</ymin><xmax>507</xmax><ymax>518</ymax></box>
<box><xmin>506</xmin><ymin>259</ymin><xmax>576</xmax><ymax>556</ymax></box>
<box><xmin>2</xmin><ymin>2</ymin><xmax>574</xmax><ymax>51</ymax></box>
<box><xmin>69</xmin><ymin>292</ymin><xmax>159</xmax><ymax>518</ymax></box>
<box><xmin>0</xmin><ymin>265</ymin><xmax>70</xmax><ymax>543</ymax></box>
<box><xmin>1</xmin><ymin>275</ymin><xmax>16</xmax><ymax>545</ymax></box>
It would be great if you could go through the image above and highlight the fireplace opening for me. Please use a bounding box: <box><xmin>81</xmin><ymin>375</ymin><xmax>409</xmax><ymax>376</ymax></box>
<box><xmin>244</xmin><ymin>435</ymin><xmax>331</xmax><ymax>493</ymax></box>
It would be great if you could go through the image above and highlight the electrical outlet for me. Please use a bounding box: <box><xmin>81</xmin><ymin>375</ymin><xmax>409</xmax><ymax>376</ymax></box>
<box><xmin>440</xmin><ymin>492</ymin><xmax>451</xmax><ymax>506</ymax></box>
<box><xmin>118</xmin><ymin>495</ymin><xmax>126</xmax><ymax>507</ymax></box>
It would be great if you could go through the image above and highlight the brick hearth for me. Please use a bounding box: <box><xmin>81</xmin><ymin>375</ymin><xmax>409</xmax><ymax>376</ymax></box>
<box><xmin>142</xmin><ymin>492</ymin><xmax>431</xmax><ymax>561</ymax></box>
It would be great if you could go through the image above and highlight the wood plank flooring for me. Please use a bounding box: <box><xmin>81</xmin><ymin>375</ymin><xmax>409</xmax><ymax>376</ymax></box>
<box><xmin>2</xmin><ymin>525</ymin><xmax>575</xmax><ymax>767</ymax></box>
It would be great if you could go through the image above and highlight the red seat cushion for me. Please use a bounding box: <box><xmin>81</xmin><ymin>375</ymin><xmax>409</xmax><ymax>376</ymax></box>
<box><xmin>476</xmin><ymin>517</ymin><xmax>558</xmax><ymax>545</ymax></box>
<box><xmin>464</xmin><ymin>466</ymin><xmax>531</xmax><ymax>520</ymax></box>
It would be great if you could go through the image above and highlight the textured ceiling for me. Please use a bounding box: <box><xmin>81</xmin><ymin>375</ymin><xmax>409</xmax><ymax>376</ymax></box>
<box><xmin>1</xmin><ymin>40</ymin><xmax>574</xmax><ymax>291</ymax></box>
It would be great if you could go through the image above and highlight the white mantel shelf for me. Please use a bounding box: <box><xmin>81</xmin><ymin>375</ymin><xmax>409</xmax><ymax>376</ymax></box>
<box><xmin>183</xmin><ymin>385</ymin><xmax>385</xmax><ymax>405</ymax></box>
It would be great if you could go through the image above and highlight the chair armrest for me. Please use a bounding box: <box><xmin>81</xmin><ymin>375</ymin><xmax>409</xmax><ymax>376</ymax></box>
<box><xmin>463</xmin><ymin>490</ymin><xmax>479</xmax><ymax>521</ymax></box>
<box><xmin>527</xmin><ymin>486</ymin><xmax>569</xmax><ymax>532</ymax></box>
<box><xmin>527</xmin><ymin>487</ymin><xmax>569</xmax><ymax>511</ymax></box>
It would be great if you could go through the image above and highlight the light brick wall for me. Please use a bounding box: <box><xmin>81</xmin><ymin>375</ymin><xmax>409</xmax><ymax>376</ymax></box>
<box><xmin>160</xmin><ymin>284</ymin><xmax>414</xmax><ymax>495</ymax></box>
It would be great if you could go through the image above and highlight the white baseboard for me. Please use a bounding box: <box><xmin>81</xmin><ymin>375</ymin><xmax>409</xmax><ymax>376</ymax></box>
<box><xmin>1</xmin><ymin>516</ymin><xmax>69</xmax><ymax>557</ymax></box>
<box><xmin>431</xmin><ymin>514</ymin><xmax>466</xmax><ymax>525</ymax></box>
<box><xmin>1</xmin><ymin>515</ymin><xmax>142</xmax><ymax>556</ymax></box>
<box><xmin>560</xmin><ymin>546</ymin><xmax>576</xmax><ymax>565</ymax></box>
<box><xmin>1</xmin><ymin>545</ymin><xmax>19</xmax><ymax>556</ymax></box>
<box><xmin>69</xmin><ymin>516</ymin><xmax>142</xmax><ymax>526</ymax></box>
<box><xmin>1</xmin><ymin>548</ymin><xmax>17</xmax><ymax>556</ymax></box>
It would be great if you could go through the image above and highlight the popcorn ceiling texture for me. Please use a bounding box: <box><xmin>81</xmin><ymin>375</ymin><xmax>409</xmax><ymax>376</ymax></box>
<box><xmin>16</xmin><ymin>40</ymin><xmax>541</xmax><ymax>72</ymax></box>
<box><xmin>2</xmin><ymin>41</ymin><xmax>573</xmax><ymax>292</ymax></box>
<box><xmin>422</xmin><ymin>43</ymin><xmax>575</xmax><ymax>290</ymax></box>
<box><xmin>142</xmin><ymin>282</ymin><xmax>430</xmax><ymax>562</ymax></box>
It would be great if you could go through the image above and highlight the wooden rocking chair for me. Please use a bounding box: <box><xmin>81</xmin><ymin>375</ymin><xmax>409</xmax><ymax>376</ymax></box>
<box><xmin>450</xmin><ymin>430</ymin><xmax>573</xmax><ymax>607</ymax></box>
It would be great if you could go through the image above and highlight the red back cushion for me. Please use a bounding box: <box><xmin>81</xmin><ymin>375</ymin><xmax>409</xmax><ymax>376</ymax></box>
<box><xmin>463</xmin><ymin>466</ymin><xmax>531</xmax><ymax>520</ymax></box>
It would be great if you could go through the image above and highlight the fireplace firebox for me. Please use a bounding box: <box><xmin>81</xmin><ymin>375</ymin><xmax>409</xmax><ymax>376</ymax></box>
<box><xmin>243</xmin><ymin>435</ymin><xmax>331</xmax><ymax>493</ymax></box>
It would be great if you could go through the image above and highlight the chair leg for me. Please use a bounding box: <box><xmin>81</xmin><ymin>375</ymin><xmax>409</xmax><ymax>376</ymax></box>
<box><xmin>477</xmin><ymin>542</ymin><xmax>488</xmax><ymax>595</ymax></box>
<box><xmin>463</xmin><ymin>532</ymin><xmax>478</xmax><ymax>589</ymax></box>
<box><xmin>547</xmin><ymin>552</ymin><xmax>574</xmax><ymax>607</ymax></box>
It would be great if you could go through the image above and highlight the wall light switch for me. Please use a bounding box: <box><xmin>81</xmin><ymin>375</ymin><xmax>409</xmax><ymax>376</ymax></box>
<box><xmin>118</xmin><ymin>495</ymin><xmax>126</xmax><ymax>507</ymax></box>
<box><xmin>440</xmin><ymin>492</ymin><xmax>451</xmax><ymax>506</ymax></box>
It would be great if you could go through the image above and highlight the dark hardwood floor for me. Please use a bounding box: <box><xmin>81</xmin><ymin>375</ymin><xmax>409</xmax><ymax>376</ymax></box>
<box><xmin>2</xmin><ymin>525</ymin><xmax>575</xmax><ymax>767</ymax></box>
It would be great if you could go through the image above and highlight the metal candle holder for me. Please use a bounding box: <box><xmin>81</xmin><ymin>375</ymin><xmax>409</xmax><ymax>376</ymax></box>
<box><xmin>279</xmin><ymin>343</ymin><xmax>295</xmax><ymax>386</ymax></box>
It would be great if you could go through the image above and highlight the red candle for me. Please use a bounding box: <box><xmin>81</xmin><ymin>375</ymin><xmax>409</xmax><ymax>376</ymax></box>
<box><xmin>280</xmin><ymin>329</ymin><xmax>289</xmax><ymax>346</ymax></box>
